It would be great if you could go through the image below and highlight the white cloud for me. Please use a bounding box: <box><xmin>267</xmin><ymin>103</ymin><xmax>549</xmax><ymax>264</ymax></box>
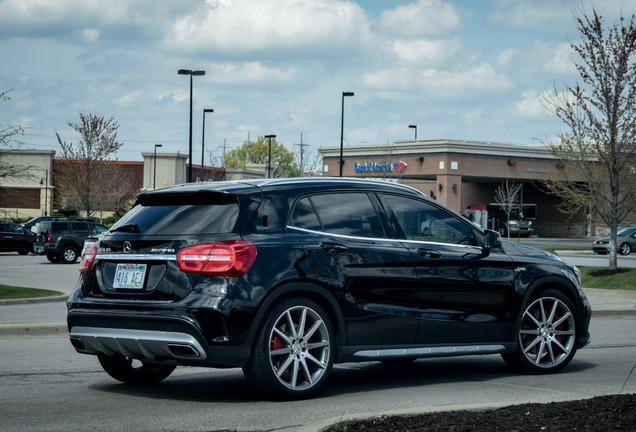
<box><xmin>377</xmin><ymin>0</ymin><xmax>463</xmax><ymax>38</ymax></box>
<box><xmin>168</xmin><ymin>0</ymin><xmax>371</xmax><ymax>57</ymax></box>
<box><xmin>487</xmin><ymin>0</ymin><xmax>572</xmax><ymax>31</ymax></box>
<box><xmin>391</xmin><ymin>37</ymin><xmax>463</xmax><ymax>66</ymax></box>
<box><xmin>513</xmin><ymin>90</ymin><xmax>546</xmax><ymax>118</ymax></box>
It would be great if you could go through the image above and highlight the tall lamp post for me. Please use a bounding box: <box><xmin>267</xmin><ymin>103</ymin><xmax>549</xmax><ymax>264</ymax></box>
<box><xmin>265</xmin><ymin>135</ymin><xmax>276</xmax><ymax>178</ymax></box>
<box><xmin>409</xmin><ymin>124</ymin><xmax>417</xmax><ymax>139</ymax></box>
<box><xmin>201</xmin><ymin>108</ymin><xmax>214</xmax><ymax>168</ymax></box>
<box><xmin>40</xmin><ymin>170</ymin><xmax>49</xmax><ymax>216</ymax></box>
<box><xmin>153</xmin><ymin>144</ymin><xmax>162</xmax><ymax>189</ymax></box>
<box><xmin>178</xmin><ymin>69</ymin><xmax>206</xmax><ymax>182</ymax></box>
<box><xmin>339</xmin><ymin>91</ymin><xmax>354</xmax><ymax>176</ymax></box>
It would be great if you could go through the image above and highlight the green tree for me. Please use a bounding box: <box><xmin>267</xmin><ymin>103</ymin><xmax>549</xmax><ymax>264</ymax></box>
<box><xmin>225</xmin><ymin>136</ymin><xmax>300</xmax><ymax>178</ymax></box>
<box><xmin>543</xmin><ymin>8</ymin><xmax>636</xmax><ymax>271</ymax></box>
<box><xmin>55</xmin><ymin>113</ymin><xmax>136</xmax><ymax>218</ymax></box>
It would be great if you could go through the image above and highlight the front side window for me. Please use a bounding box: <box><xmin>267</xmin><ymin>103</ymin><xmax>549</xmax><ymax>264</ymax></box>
<box><xmin>290</xmin><ymin>192</ymin><xmax>385</xmax><ymax>238</ymax></box>
<box><xmin>382</xmin><ymin>194</ymin><xmax>477</xmax><ymax>246</ymax></box>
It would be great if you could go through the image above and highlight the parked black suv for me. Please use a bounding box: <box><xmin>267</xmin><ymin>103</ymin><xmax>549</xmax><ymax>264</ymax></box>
<box><xmin>35</xmin><ymin>219</ymin><xmax>108</xmax><ymax>264</ymax></box>
<box><xmin>67</xmin><ymin>178</ymin><xmax>591</xmax><ymax>398</ymax></box>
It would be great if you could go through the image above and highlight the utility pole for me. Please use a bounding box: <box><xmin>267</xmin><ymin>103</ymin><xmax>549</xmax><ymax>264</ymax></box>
<box><xmin>221</xmin><ymin>138</ymin><xmax>228</xmax><ymax>167</ymax></box>
<box><xmin>294</xmin><ymin>133</ymin><xmax>309</xmax><ymax>177</ymax></box>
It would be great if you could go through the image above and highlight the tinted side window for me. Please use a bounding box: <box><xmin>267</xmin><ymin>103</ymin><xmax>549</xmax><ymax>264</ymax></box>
<box><xmin>290</xmin><ymin>197</ymin><xmax>321</xmax><ymax>231</ymax></box>
<box><xmin>73</xmin><ymin>223</ymin><xmax>89</xmax><ymax>236</ymax></box>
<box><xmin>310</xmin><ymin>193</ymin><xmax>385</xmax><ymax>238</ymax></box>
<box><xmin>91</xmin><ymin>224</ymin><xmax>108</xmax><ymax>235</ymax></box>
<box><xmin>382</xmin><ymin>194</ymin><xmax>477</xmax><ymax>245</ymax></box>
<box><xmin>51</xmin><ymin>222</ymin><xmax>69</xmax><ymax>235</ymax></box>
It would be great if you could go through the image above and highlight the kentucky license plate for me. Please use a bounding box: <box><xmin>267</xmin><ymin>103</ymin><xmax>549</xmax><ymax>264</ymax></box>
<box><xmin>113</xmin><ymin>263</ymin><xmax>147</xmax><ymax>289</ymax></box>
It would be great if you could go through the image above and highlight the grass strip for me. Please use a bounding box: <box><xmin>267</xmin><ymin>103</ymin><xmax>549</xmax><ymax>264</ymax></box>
<box><xmin>580</xmin><ymin>267</ymin><xmax>636</xmax><ymax>291</ymax></box>
<box><xmin>0</xmin><ymin>285</ymin><xmax>64</xmax><ymax>300</ymax></box>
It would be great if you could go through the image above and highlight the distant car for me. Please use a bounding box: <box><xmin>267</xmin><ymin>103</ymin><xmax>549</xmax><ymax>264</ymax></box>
<box><xmin>0</xmin><ymin>222</ymin><xmax>37</xmax><ymax>255</ymax></box>
<box><xmin>34</xmin><ymin>219</ymin><xmax>108</xmax><ymax>264</ymax></box>
<box><xmin>593</xmin><ymin>227</ymin><xmax>636</xmax><ymax>255</ymax></box>
<box><xmin>20</xmin><ymin>216</ymin><xmax>59</xmax><ymax>231</ymax></box>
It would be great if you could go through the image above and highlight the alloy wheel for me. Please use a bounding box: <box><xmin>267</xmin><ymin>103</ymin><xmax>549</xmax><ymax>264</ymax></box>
<box><xmin>267</xmin><ymin>305</ymin><xmax>331</xmax><ymax>391</ymax></box>
<box><xmin>519</xmin><ymin>296</ymin><xmax>576</xmax><ymax>368</ymax></box>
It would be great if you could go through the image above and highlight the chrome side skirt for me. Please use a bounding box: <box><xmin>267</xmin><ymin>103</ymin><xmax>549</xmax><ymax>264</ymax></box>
<box><xmin>353</xmin><ymin>344</ymin><xmax>506</xmax><ymax>360</ymax></box>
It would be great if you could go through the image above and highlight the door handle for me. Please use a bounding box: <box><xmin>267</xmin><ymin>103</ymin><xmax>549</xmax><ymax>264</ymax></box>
<box><xmin>320</xmin><ymin>242</ymin><xmax>348</xmax><ymax>253</ymax></box>
<box><xmin>416</xmin><ymin>248</ymin><xmax>441</xmax><ymax>258</ymax></box>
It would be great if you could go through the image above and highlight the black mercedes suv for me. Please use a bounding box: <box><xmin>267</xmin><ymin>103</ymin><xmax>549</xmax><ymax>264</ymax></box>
<box><xmin>67</xmin><ymin>178</ymin><xmax>591</xmax><ymax>397</ymax></box>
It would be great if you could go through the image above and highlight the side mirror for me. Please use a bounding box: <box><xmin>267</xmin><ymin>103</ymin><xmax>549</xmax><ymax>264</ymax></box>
<box><xmin>484</xmin><ymin>229</ymin><xmax>502</xmax><ymax>249</ymax></box>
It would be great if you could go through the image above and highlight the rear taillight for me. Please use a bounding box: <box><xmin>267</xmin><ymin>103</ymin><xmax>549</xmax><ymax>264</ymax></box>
<box><xmin>177</xmin><ymin>241</ymin><xmax>257</xmax><ymax>277</ymax></box>
<box><xmin>79</xmin><ymin>244</ymin><xmax>98</xmax><ymax>273</ymax></box>
<box><xmin>46</xmin><ymin>233</ymin><xmax>52</xmax><ymax>243</ymax></box>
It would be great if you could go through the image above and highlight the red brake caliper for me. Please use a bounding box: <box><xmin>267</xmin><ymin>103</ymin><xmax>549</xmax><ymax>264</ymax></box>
<box><xmin>554</xmin><ymin>314</ymin><xmax>562</xmax><ymax>343</ymax></box>
<box><xmin>271</xmin><ymin>336</ymin><xmax>283</xmax><ymax>351</ymax></box>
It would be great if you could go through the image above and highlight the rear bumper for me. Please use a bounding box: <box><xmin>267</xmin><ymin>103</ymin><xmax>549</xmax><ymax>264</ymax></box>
<box><xmin>67</xmin><ymin>309</ymin><xmax>251</xmax><ymax>367</ymax></box>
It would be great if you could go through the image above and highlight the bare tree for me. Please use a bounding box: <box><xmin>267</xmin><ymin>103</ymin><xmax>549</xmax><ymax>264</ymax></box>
<box><xmin>0</xmin><ymin>89</ymin><xmax>35</xmax><ymax>183</ymax></box>
<box><xmin>494</xmin><ymin>179</ymin><xmax>522</xmax><ymax>239</ymax></box>
<box><xmin>543</xmin><ymin>8</ymin><xmax>636</xmax><ymax>270</ymax></box>
<box><xmin>55</xmin><ymin>113</ymin><xmax>127</xmax><ymax>217</ymax></box>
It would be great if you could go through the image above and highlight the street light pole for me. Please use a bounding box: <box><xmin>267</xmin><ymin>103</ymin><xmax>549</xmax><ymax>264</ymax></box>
<box><xmin>265</xmin><ymin>135</ymin><xmax>276</xmax><ymax>178</ymax></box>
<box><xmin>153</xmin><ymin>144</ymin><xmax>162</xmax><ymax>190</ymax></box>
<box><xmin>40</xmin><ymin>170</ymin><xmax>49</xmax><ymax>216</ymax></box>
<box><xmin>201</xmin><ymin>108</ymin><xmax>214</xmax><ymax>168</ymax></box>
<box><xmin>340</xmin><ymin>91</ymin><xmax>354</xmax><ymax>177</ymax></box>
<box><xmin>409</xmin><ymin>124</ymin><xmax>417</xmax><ymax>139</ymax></box>
<box><xmin>178</xmin><ymin>69</ymin><xmax>205</xmax><ymax>182</ymax></box>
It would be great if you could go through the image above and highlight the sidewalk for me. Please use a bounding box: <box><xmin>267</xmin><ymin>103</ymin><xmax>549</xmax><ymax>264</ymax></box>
<box><xmin>0</xmin><ymin>288</ymin><xmax>634</xmax><ymax>338</ymax></box>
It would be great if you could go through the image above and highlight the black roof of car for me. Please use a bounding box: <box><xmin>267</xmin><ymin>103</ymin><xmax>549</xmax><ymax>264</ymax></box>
<box><xmin>140</xmin><ymin>177</ymin><xmax>426</xmax><ymax>197</ymax></box>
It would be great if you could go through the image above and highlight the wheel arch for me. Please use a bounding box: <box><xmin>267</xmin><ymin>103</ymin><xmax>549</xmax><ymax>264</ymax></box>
<box><xmin>515</xmin><ymin>275</ymin><xmax>586</xmax><ymax>338</ymax></box>
<box><xmin>247</xmin><ymin>281</ymin><xmax>346</xmax><ymax>350</ymax></box>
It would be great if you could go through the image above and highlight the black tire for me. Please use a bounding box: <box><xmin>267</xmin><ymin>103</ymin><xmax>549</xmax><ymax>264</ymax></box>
<box><xmin>243</xmin><ymin>297</ymin><xmax>334</xmax><ymax>398</ymax></box>
<box><xmin>97</xmin><ymin>354</ymin><xmax>176</xmax><ymax>384</ymax></box>
<box><xmin>59</xmin><ymin>246</ymin><xmax>78</xmax><ymax>264</ymax></box>
<box><xmin>619</xmin><ymin>243</ymin><xmax>631</xmax><ymax>255</ymax></box>
<box><xmin>46</xmin><ymin>254</ymin><xmax>59</xmax><ymax>263</ymax></box>
<box><xmin>502</xmin><ymin>289</ymin><xmax>579</xmax><ymax>375</ymax></box>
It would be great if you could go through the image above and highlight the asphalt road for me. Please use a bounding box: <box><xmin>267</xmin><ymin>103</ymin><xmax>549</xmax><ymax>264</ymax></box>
<box><xmin>0</xmin><ymin>318</ymin><xmax>634</xmax><ymax>432</ymax></box>
<box><xmin>0</xmin><ymin>240</ymin><xmax>635</xmax><ymax>431</ymax></box>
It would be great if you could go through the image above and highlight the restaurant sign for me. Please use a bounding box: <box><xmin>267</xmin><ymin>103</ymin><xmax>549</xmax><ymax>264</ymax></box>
<box><xmin>354</xmin><ymin>160</ymin><xmax>408</xmax><ymax>173</ymax></box>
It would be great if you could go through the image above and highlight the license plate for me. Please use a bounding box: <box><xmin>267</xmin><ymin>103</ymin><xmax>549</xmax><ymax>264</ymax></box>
<box><xmin>113</xmin><ymin>263</ymin><xmax>147</xmax><ymax>289</ymax></box>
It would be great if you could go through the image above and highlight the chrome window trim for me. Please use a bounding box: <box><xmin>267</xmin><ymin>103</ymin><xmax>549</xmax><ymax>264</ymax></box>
<box><xmin>287</xmin><ymin>225</ymin><xmax>483</xmax><ymax>252</ymax></box>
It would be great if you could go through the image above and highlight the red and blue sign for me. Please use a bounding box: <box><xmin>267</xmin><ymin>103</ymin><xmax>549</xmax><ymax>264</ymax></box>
<box><xmin>354</xmin><ymin>160</ymin><xmax>408</xmax><ymax>173</ymax></box>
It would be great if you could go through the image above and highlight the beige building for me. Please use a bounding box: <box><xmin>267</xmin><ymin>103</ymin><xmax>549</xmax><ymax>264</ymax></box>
<box><xmin>319</xmin><ymin>138</ymin><xmax>593</xmax><ymax>237</ymax></box>
<box><xmin>1</xmin><ymin>149</ymin><xmax>268</xmax><ymax>221</ymax></box>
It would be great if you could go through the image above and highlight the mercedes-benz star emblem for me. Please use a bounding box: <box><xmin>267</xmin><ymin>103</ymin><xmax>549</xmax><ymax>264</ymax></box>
<box><xmin>123</xmin><ymin>241</ymin><xmax>132</xmax><ymax>254</ymax></box>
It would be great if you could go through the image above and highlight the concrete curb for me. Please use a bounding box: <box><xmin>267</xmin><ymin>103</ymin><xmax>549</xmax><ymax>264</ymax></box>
<box><xmin>0</xmin><ymin>294</ymin><xmax>68</xmax><ymax>306</ymax></box>
<box><xmin>0</xmin><ymin>322</ymin><xmax>68</xmax><ymax>337</ymax></box>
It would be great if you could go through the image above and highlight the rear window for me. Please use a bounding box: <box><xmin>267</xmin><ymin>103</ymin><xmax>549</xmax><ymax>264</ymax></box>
<box><xmin>112</xmin><ymin>192</ymin><xmax>240</xmax><ymax>235</ymax></box>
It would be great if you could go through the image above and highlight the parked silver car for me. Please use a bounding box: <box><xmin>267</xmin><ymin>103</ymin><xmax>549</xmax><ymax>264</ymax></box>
<box><xmin>592</xmin><ymin>226</ymin><xmax>636</xmax><ymax>255</ymax></box>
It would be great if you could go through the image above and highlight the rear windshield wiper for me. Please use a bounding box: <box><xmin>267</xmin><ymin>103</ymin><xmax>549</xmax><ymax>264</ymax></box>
<box><xmin>110</xmin><ymin>223</ymin><xmax>141</xmax><ymax>234</ymax></box>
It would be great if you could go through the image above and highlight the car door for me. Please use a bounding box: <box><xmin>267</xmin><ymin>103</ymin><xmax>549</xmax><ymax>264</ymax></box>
<box><xmin>0</xmin><ymin>223</ymin><xmax>11</xmax><ymax>251</ymax></box>
<box><xmin>288</xmin><ymin>191</ymin><xmax>419</xmax><ymax>346</ymax></box>
<box><xmin>378</xmin><ymin>193</ymin><xmax>517</xmax><ymax>345</ymax></box>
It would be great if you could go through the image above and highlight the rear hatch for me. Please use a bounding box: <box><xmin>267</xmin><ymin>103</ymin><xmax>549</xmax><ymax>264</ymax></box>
<box><xmin>80</xmin><ymin>186</ymin><xmax>261</xmax><ymax>302</ymax></box>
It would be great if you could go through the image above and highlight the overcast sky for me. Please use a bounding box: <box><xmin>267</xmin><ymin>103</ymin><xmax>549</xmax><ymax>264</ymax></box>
<box><xmin>1</xmin><ymin>0</ymin><xmax>633</xmax><ymax>164</ymax></box>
